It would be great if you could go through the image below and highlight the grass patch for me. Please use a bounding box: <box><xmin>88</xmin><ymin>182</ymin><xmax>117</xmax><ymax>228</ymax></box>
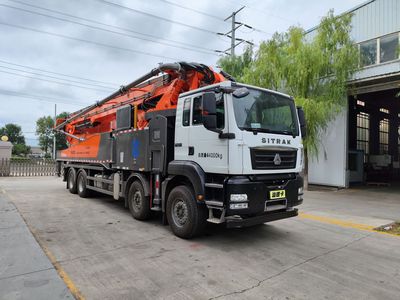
<box><xmin>375</xmin><ymin>222</ymin><xmax>400</xmax><ymax>236</ymax></box>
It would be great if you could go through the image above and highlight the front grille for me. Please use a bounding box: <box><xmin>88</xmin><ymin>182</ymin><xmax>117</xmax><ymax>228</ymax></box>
<box><xmin>250</xmin><ymin>148</ymin><xmax>297</xmax><ymax>170</ymax></box>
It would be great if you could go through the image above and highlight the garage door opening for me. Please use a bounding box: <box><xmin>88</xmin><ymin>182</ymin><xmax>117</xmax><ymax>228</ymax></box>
<box><xmin>348</xmin><ymin>87</ymin><xmax>400</xmax><ymax>187</ymax></box>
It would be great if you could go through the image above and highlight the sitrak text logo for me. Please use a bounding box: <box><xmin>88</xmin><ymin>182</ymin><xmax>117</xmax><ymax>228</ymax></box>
<box><xmin>262</xmin><ymin>138</ymin><xmax>291</xmax><ymax>145</ymax></box>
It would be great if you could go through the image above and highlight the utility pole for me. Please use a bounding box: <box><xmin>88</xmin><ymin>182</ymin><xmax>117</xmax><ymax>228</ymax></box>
<box><xmin>230</xmin><ymin>9</ymin><xmax>237</xmax><ymax>56</ymax></box>
<box><xmin>53</xmin><ymin>103</ymin><xmax>56</xmax><ymax>160</ymax></box>
<box><xmin>216</xmin><ymin>6</ymin><xmax>254</xmax><ymax>56</ymax></box>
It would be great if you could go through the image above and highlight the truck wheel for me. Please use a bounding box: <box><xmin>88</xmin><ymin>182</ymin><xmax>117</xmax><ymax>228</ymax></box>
<box><xmin>166</xmin><ymin>185</ymin><xmax>207</xmax><ymax>239</ymax></box>
<box><xmin>77</xmin><ymin>170</ymin><xmax>90</xmax><ymax>198</ymax></box>
<box><xmin>67</xmin><ymin>168</ymin><xmax>77</xmax><ymax>194</ymax></box>
<box><xmin>128</xmin><ymin>181</ymin><xmax>151</xmax><ymax>220</ymax></box>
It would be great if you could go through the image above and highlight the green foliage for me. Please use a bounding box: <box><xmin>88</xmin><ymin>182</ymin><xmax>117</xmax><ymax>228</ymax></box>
<box><xmin>218</xmin><ymin>46</ymin><xmax>253</xmax><ymax>82</ymax></box>
<box><xmin>55</xmin><ymin>112</ymin><xmax>69</xmax><ymax>151</ymax></box>
<box><xmin>12</xmin><ymin>143</ymin><xmax>31</xmax><ymax>157</ymax></box>
<box><xmin>36</xmin><ymin>112</ymin><xmax>69</xmax><ymax>156</ymax></box>
<box><xmin>219</xmin><ymin>10</ymin><xmax>359</xmax><ymax>157</ymax></box>
<box><xmin>0</xmin><ymin>123</ymin><xmax>25</xmax><ymax>145</ymax></box>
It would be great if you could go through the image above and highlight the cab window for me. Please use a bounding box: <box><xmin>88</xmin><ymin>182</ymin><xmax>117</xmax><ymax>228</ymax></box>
<box><xmin>182</xmin><ymin>98</ymin><xmax>190</xmax><ymax>126</ymax></box>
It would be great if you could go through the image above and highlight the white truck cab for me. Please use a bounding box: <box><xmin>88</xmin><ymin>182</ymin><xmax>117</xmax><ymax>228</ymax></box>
<box><xmin>169</xmin><ymin>81</ymin><xmax>306</xmax><ymax>230</ymax></box>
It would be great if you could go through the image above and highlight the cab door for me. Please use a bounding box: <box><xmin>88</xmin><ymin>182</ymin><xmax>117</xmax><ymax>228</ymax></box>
<box><xmin>174</xmin><ymin>97</ymin><xmax>191</xmax><ymax>161</ymax></box>
<box><xmin>188</xmin><ymin>92</ymin><xmax>229</xmax><ymax>174</ymax></box>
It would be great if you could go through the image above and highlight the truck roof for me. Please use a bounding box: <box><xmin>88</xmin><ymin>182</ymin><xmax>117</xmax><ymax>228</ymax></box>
<box><xmin>179</xmin><ymin>80</ymin><xmax>294</xmax><ymax>100</ymax></box>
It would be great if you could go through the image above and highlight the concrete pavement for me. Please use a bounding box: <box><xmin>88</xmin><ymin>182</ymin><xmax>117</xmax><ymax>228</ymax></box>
<box><xmin>0</xmin><ymin>187</ymin><xmax>73</xmax><ymax>300</ymax></box>
<box><xmin>0</xmin><ymin>177</ymin><xmax>399</xmax><ymax>299</ymax></box>
<box><xmin>303</xmin><ymin>185</ymin><xmax>400</xmax><ymax>227</ymax></box>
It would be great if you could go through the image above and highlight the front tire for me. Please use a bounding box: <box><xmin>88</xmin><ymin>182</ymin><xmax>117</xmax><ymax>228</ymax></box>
<box><xmin>166</xmin><ymin>185</ymin><xmax>207</xmax><ymax>239</ymax></box>
<box><xmin>67</xmin><ymin>168</ymin><xmax>77</xmax><ymax>194</ymax></box>
<box><xmin>128</xmin><ymin>181</ymin><xmax>151</xmax><ymax>220</ymax></box>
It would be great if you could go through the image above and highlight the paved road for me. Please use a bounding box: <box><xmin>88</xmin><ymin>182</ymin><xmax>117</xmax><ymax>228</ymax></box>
<box><xmin>1</xmin><ymin>177</ymin><xmax>399</xmax><ymax>299</ymax></box>
<box><xmin>0</xmin><ymin>186</ymin><xmax>73</xmax><ymax>300</ymax></box>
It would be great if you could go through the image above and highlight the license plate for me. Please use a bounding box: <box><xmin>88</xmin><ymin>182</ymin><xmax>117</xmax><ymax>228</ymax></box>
<box><xmin>269</xmin><ymin>190</ymin><xmax>286</xmax><ymax>199</ymax></box>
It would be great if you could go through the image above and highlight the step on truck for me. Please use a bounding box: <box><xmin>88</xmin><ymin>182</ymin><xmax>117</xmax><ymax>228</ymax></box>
<box><xmin>55</xmin><ymin>62</ymin><xmax>306</xmax><ymax>239</ymax></box>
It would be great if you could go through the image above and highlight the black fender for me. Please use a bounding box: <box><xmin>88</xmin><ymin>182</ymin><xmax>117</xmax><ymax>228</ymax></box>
<box><xmin>161</xmin><ymin>161</ymin><xmax>206</xmax><ymax>213</ymax></box>
<box><xmin>124</xmin><ymin>173</ymin><xmax>150</xmax><ymax>207</ymax></box>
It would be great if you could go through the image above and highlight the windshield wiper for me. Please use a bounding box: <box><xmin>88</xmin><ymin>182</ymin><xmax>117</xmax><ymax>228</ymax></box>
<box><xmin>241</xmin><ymin>127</ymin><xmax>270</xmax><ymax>134</ymax></box>
<box><xmin>241</xmin><ymin>127</ymin><xmax>296</xmax><ymax>137</ymax></box>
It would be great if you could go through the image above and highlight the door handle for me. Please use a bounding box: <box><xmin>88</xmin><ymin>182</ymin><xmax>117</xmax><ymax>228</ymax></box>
<box><xmin>174</xmin><ymin>143</ymin><xmax>182</xmax><ymax>147</ymax></box>
<box><xmin>188</xmin><ymin>146</ymin><xmax>194</xmax><ymax>155</ymax></box>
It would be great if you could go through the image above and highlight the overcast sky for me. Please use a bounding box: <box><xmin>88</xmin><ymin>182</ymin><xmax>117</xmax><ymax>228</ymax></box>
<box><xmin>0</xmin><ymin>0</ymin><xmax>366</xmax><ymax>146</ymax></box>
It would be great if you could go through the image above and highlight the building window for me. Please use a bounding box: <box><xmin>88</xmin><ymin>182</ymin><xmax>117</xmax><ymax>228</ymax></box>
<box><xmin>380</xmin><ymin>33</ymin><xmax>399</xmax><ymax>63</ymax></box>
<box><xmin>379</xmin><ymin>118</ymin><xmax>389</xmax><ymax>154</ymax></box>
<box><xmin>356</xmin><ymin>112</ymin><xmax>369</xmax><ymax>161</ymax></box>
<box><xmin>357</xmin><ymin>100</ymin><xmax>365</xmax><ymax>106</ymax></box>
<box><xmin>360</xmin><ymin>39</ymin><xmax>377</xmax><ymax>66</ymax></box>
<box><xmin>182</xmin><ymin>98</ymin><xmax>191</xmax><ymax>126</ymax></box>
<box><xmin>380</xmin><ymin>108</ymin><xmax>389</xmax><ymax>114</ymax></box>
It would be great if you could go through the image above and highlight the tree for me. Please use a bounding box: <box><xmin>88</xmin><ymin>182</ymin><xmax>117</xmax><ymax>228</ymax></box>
<box><xmin>55</xmin><ymin>112</ymin><xmax>69</xmax><ymax>151</ymax></box>
<box><xmin>218</xmin><ymin>46</ymin><xmax>253</xmax><ymax>82</ymax></box>
<box><xmin>36</xmin><ymin>116</ymin><xmax>53</xmax><ymax>157</ymax></box>
<box><xmin>0</xmin><ymin>123</ymin><xmax>25</xmax><ymax>144</ymax></box>
<box><xmin>36</xmin><ymin>112</ymin><xmax>69</xmax><ymax>157</ymax></box>
<box><xmin>218</xmin><ymin>10</ymin><xmax>359</xmax><ymax>183</ymax></box>
<box><xmin>13</xmin><ymin>143</ymin><xmax>31</xmax><ymax>157</ymax></box>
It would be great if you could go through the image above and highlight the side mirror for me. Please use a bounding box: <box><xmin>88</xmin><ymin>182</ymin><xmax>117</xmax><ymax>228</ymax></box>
<box><xmin>297</xmin><ymin>106</ymin><xmax>307</xmax><ymax>139</ymax></box>
<box><xmin>202</xmin><ymin>92</ymin><xmax>216</xmax><ymax>114</ymax></box>
<box><xmin>202</xmin><ymin>92</ymin><xmax>220</xmax><ymax>133</ymax></box>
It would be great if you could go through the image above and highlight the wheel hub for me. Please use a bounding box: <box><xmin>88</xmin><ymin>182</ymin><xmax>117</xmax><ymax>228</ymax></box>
<box><xmin>173</xmin><ymin>200</ymin><xmax>188</xmax><ymax>227</ymax></box>
<box><xmin>132</xmin><ymin>191</ymin><xmax>142</xmax><ymax>211</ymax></box>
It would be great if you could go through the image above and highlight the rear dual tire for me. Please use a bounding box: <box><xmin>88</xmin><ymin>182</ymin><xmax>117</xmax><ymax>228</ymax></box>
<box><xmin>67</xmin><ymin>168</ymin><xmax>91</xmax><ymax>197</ymax></box>
<box><xmin>67</xmin><ymin>168</ymin><xmax>77</xmax><ymax>194</ymax></box>
<box><xmin>128</xmin><ymin>181</ymin><xmax>151</xmax><ymax>220</ymax></box>
<box><xmin>77</xmin><ymin>170</ymin><xmax>91</xmax><ymax>198</ymax></box>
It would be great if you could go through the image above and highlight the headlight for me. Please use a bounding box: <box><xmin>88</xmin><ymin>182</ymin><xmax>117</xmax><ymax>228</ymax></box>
<box><xmin>230</xmin><ymin>194</ymin><xmax>248</xmax><ymax>202</ymax></box>
<box><xmin>230</xmin><ymin>203</ymin><xmax>248</xmax><ymax>209</ymax></box>
<box><xmin>298</xmin><ymin>187</ymin><xmax>303</xmax><ymax>194</ymax></box>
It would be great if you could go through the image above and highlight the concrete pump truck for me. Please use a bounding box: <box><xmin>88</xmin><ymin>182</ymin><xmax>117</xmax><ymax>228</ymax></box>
<box><xmin>55</xmin><ymin>62</ymin><xmax>306</xmax><ymax>239</ymax></box>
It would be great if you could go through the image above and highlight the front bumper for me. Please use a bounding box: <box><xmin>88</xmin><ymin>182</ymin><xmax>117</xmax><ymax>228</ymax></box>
<box><xmin>225</xmin><ymin>174</ymin><xmax>303</xmax><ymax>216</ymax></box>
<box><xmin>226</xmin><ymin>208</ymin><xmax>298</xmax><ymax>228</ymax></box>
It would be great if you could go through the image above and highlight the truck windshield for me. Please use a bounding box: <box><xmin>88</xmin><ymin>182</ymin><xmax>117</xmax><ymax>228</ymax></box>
<box><xmin>232</xmin><ymin>88</ymin><xmax>298</xmax><ymax>136</ymax></box>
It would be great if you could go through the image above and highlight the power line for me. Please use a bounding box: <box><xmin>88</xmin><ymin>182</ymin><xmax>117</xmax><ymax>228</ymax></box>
<box><xmin>91</xmin><ymin>0</ymin><xmax>220</xmax><ymax>35</ymax></box>
<box><xmin>6</xmin><ymin>0</ymin><xmax>222</xmax><ymax>54</ymax></box>
<box><xmin>0</xmin><ymin>69</ymin><xmax>112</xmax><ymax>92</ymax></box>
<box><xmin>157</xmin><ymin>0</ymin><xmax>223</xmax><ymax>21</ymax></box>
<box><xmin>0</xmin><ymin>89</ymin><xmax>88</xmax><ymax>106</ymax></box>
<box><xmin>0</xmin><ymin>21</ymin><xmax>181</xmax><ymax>61</ymax></box>
<box><xmin>151</xmin><ymin>0</ymin><xmax>274</xmax><ymax>38</ymax></box>
<box><xmin>1</xmin><ymin>2</ymin><xmax>219</xmax><ymax>56</ymax></box>
<box><xmin>222</xmin><ymin>0</ymin><xmax>295</xmax><ymax>24</ymax></box>
<box><xmin>0</xmin><ymin>65</ymin><xmax>115</xmax><ymax>91</ymax></box>
<box><xmin>0</xmin><ymin>59</ymin><xmax>118</xmax><ymax>88</ymax></box>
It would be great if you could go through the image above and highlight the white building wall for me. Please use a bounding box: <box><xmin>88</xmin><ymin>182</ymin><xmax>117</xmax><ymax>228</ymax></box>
<box><xmin>308</xmin><ymin>109</ymin><xmax>348</xmax><ymax>187</ymax></box>
<box><xmin>0</xmin><ymin>141</ymin><xmax>12</xmax><ymax>159</ymax></box>
<box><xmin>350</xmin><ymin>0</ymin><xmax>400</xmax><ymax>43</ymax></box>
